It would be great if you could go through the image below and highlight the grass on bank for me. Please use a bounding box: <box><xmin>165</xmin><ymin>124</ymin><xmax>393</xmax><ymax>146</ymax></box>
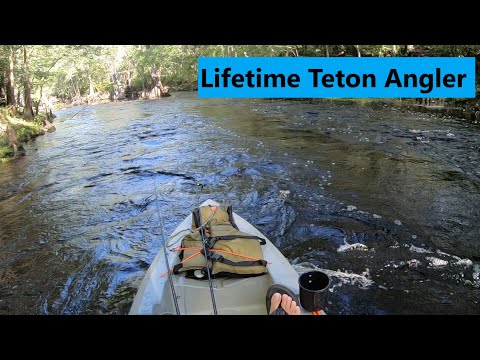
<box><xmin>0</xmin><ymin>108</ymin><xmax>46</xmax><ymax>162</ymax></box>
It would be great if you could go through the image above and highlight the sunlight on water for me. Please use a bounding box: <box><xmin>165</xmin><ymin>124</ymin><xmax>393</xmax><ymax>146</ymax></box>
<box><xmin>0</xmin><ymin>93</ymin><xmax>479</xmax><ymax>314</ymax></box>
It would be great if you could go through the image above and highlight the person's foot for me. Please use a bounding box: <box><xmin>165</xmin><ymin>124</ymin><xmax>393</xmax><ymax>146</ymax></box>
<box><xmin>269</xmin><ymin>293</ymin><xmax>301</xmax><ymax>315</ymax></box>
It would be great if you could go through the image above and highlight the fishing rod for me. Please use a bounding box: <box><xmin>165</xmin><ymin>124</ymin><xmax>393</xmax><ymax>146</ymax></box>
<box><xmin>198</xmin><ymin>214</ymin><xmax>218</xmax><ymax>315</ymax></box>
<box><xmin>153</xmin><ymin>181</ymin><xmax>180</xmax><ymax>315</ymax></box>
<box><xmin>195</xmin><ymin>182</ymin><xmax>218</xmax><ymax>315</ymax></box>
<box><xmin>60</xmin><ymin>103</ymin><xmax>90</xmax><ymax>122</ymax></box>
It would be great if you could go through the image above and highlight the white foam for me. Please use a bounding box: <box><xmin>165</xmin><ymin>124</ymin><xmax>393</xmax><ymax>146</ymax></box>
<box><xmin>436</xmin><ymin>249</ymin><xmax>455</xmax><ymax>258</ymax></box>
<box><xmin>433</xmin><ymin>250</ymin><xmax>473</xmax><ymax>268</ymax></box>
<box><xmin>346</xmin><ymin>205</ymin><xmax>357</xmax><ymax>211</ymax></box>
<box><xmin>473</xmin><ymin>265</ymin><xmax>480</xmax><ymax>285</ymax></box>
<box><xmin>454</xmin><ymin>259</ymin><xmax>473</xmax><ymax>268</ymax></box>
<box><xmin>337</xmin><ymin>243</ymin><xmax>368</xmax><ymax>252</ymax></box>
<box><xmin>409</xmin><ymin>245</ymin><xmax>431</xmax><ymax>254</ymax></box>
<box><xmin>426</xmin><ymin>257</ymin><xmax>448</xmax><ymax>267</ymax></box>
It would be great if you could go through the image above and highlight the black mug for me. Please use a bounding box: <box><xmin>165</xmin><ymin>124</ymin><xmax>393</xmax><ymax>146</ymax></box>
<box><xmin>298</xmin><ymin>271</ymin><xmax>330</xmax><ymax>312</ymax></box>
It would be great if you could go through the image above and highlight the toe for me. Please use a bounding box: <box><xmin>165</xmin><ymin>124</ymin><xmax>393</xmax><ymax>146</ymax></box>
<box><xmin>280</xmin><ymin>294</ymin><xmax>302</xmax><ymax>315</ymax></box>
<box><xmin>291</xmin><ymin>301</ymin><xmax>301</xmax><ymax>315</ymax></box>
<box><xmin>269</xmin><ymin>293</ymin><xmax>282</xmax><ymax>314</ymax></box>
<box><xmin>282</xmin><ymin>293</ymin><xmax>292</xmax><ymax>312</ymax></box>
<box><xmin>289</xmin><ymin>300</ymin><xmax>297</xmax><ymax>313</ymax></box>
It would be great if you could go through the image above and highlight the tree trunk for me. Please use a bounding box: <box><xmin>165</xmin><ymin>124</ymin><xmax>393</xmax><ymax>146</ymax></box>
<box><xmin>73</xmin><ymin>80</ymin><xmax>81</xmax><ymax>103</ymax></box>
<box><xmin>325</xmin><ymin>45</ymin><xmax>330</xmax><ymax>57</ymax></box>
<box><xmin>156</xmin><ymin>78</ymin><xmax>170</xmax><ymax>97</ymax></box>
<box><xmin>35</xmin><ymin>85</ymin><xmax>43</xmax><ymax>116</ymax></box>
<box><xmin>0</xmin><ymin>77</ymin><xmax>4</xmax><ymax>104</ymax></box>
<box><xmin>150</xmin><ymin>68</ymin><xmax>168</xmax><ymax>98</ymax></box>
<box><xmin>17</xmin><ymin>86</ymin><xmax>22</xmax><ymax>106</ymax></box>
<box><xmin>355</xmin><ymin>45</ymin><xmax>361</xmax><ymax>57</ymax></box>
<box><xmin>111</xmin><ymin>70</ymin><xmax>120</xmax><ymax>101</ymax></box>
<box><xmin>293</xmin><ymin>45</ymin><xmax>299</xmax><ymax>57</ymax></box>
<box><xmin>88</xmin><ymin>72</ymin><xmax>95</xmax><ymax>103</ymax></box>
<box><xmin>23</xmin><ymin>45</ymin><xmax>34</xmax><ymax>120</ymax></box>
<box><xmin>141</xmin><ymin>73</ymin><xmax>146</xmax><ymax>94</ymax></box>
<box><xmin>7</xmin><ymin>46</ymin><xmax>17</xmax><ymax>115</ymax></box>
<box><xmin>391</xmin><ymin>45</ymin><xmax>398</xmax><ymax>56</ymax></box>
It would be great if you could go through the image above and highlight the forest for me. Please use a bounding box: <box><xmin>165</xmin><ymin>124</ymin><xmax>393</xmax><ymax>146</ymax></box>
<box><xmin>1</xmin><ymin>45</ymin><xmax>479</xmax><ymax>112</ymax></box>
<box><xmin>0</xmin><ymin>45</ymin><xmax>479</xmax><ymax>160</ymax></box>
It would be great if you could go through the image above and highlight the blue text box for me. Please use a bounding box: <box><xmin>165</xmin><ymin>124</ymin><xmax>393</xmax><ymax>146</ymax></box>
<box><xmin>198</xmin><ymin>57</ymin><xmax>475</xmax><ymax>98</ymax></box>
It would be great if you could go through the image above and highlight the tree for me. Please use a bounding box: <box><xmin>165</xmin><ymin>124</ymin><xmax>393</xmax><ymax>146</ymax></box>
<box><xmin>29</xmin><ymin>45</ymin><xmax>67</xmax><ymax>117</ymax></box>
<box><xmin>7</xmin><ymin>46</ymin><xmax>17</xmax><ymax>115</ymax></box>
<box><xmin>23</xmin><ymin>46</ymin><xmax>34</xmax><ymax>120</ymax></box>
<box><xmin>355</xmin><ymin>45</ymin><xmax>361</xmax><ymax>57</ymax></box>
<box><xmin>2</xmin><ymin>44</ymin><xmax>477</xmax><ymax>111</ymax></box>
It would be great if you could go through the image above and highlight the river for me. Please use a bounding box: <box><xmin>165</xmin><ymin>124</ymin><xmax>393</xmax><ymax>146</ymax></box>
<box><xmin>1</xmin><ymin>92</ymin><xmax>479</xmax><ymax>314</ymax></box>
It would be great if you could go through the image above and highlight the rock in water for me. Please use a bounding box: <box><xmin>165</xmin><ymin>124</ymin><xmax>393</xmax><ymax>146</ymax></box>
<box><xmin>44</xmin><ymin>119</ymin><xmax>56</xmax><ymax>132</ymax></box>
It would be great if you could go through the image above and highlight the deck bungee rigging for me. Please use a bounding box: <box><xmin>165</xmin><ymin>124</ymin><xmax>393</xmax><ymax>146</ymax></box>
<box><xmin>153</xmin><ymin>182</ymin><xmax>269</xmax><ymax>315</ymax></box>
<box><xmin>172</xmin><ymin>205</ymin><xmax>268</xmax><ymax>278</ymax></box>
<box><xmin>131</xmin><ymin>196</ymin><xmax>327</xmax><ymax>315</ymax></box>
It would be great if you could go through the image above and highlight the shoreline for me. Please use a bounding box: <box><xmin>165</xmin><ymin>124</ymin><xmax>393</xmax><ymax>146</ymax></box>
<box><xmin>0</xmin><ymin>112</ymin><xmax>55</xmax><ymax>163</ymax></box>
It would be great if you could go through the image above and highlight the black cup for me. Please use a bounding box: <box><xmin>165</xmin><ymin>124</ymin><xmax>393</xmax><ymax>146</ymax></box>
<box><xmin>298</xmin><ymin>271</ymin><xmax>330</xmax><ymax>312</ymax></box>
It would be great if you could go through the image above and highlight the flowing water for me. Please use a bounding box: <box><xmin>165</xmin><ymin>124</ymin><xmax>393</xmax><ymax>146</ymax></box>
<box><xmin>1</xmin><ymin>93</ymin><xmax>479</xmax><ymax>315</ymax></box>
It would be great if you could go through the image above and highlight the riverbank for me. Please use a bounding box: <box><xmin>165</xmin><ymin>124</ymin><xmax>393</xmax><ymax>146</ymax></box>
<box><xmin>0</xmin><ymin>111</ymin><xmax>55</xmax><ymax>163</ymax></box>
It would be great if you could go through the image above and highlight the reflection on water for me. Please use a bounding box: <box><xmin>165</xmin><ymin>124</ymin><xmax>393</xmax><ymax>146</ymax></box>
<box><xmin>0</xmin><ymin>94</ymin><xmax>479</xmax><ymax>314</ymax></box>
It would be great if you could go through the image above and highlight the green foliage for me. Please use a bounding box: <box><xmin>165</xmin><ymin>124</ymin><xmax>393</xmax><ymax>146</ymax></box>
<box><xmin>12</xmin><ymin>122</ymin><xmax>43</xmax><ymax>142</ymax></box>
<box><xmin>0</xmin><ymin>106</ymin><xmax>15</xmax><ymax>119</ymax></box>
<box><xmin>0</xmin><ymin>112</ymin><xmax>42</xmax><ymax>161</ymax></box>
<box><xmin>0</xmin><ymin>135</ymin><xmax>7</xmax><ymax>147</ymax></box>
<box><xmin>95</xmin><ymin>80</ymin><xmax>114</xmax><ymax>94</ymax></box>
<box><xmin>2</xmin><ymin>45</ymin><xmax>480</xmax><ymax>108</ymax></box>
<box><xmin>0</xmin><ymin>146</ymin><xmax>13</xmax><ymax>158</ymax></box>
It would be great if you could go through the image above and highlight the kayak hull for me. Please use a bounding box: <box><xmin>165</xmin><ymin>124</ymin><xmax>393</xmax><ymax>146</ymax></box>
<box><xmin>129</xmin><ymin>199</ymin><xmax>309</xmax><ymax>315</ymax></box>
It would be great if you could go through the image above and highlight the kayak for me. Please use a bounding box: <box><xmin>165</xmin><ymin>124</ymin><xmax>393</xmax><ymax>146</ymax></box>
<box><xmin>129</xmin><ymin>199</ymin><xmax>313</xmax><ymax>315</ymax></box>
